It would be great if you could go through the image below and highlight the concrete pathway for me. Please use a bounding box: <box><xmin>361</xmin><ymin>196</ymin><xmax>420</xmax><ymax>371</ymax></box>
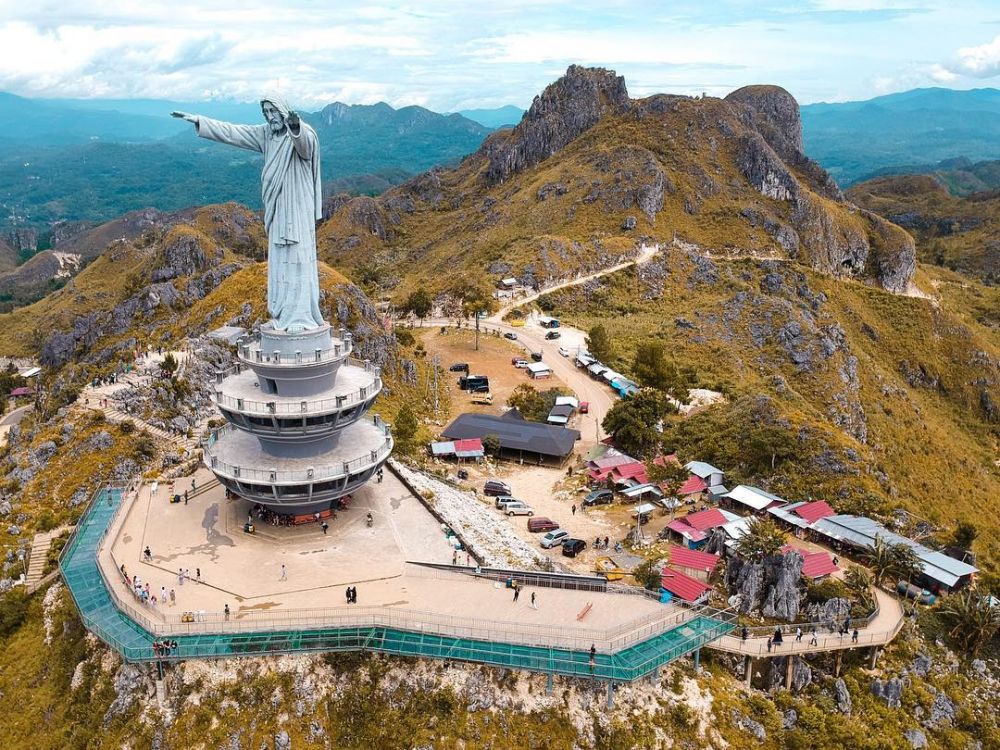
<box><xmin>709</xmin><ymin>587</ymin><xmax>905</xmax><ymax>657</ymax></box>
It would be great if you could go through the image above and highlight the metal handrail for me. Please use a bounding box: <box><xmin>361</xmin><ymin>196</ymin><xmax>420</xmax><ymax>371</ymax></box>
<box><xmin>213</xmin><ymin>374</ymin><xmax>383</xmax><ymax>416</ymax></box>
<box><xmin>203</xmin><ymin>418</ymin><xmax>393</xmax><ymax>483</ymax></box>
<box><xmin>238</xmin><ymin>336</ymin><xmax>353</xmax><ymax>366</ymax></box>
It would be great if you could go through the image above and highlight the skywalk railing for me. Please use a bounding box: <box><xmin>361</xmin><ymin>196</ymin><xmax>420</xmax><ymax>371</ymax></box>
<box><xmin>203</xmin><ymin>418</ymin><xmax>393</xmax><ymax>483</ymax></box>
<box><xmin>710</xmin><ymin>612</ymin><xmax>904</xmax><ymax>657</ymax></box>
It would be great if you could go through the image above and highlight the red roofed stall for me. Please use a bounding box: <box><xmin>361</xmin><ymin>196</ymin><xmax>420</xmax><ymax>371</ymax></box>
<box><xmin>660</xmin><ymin>567</ymin><xmax>713</xmax><ymax>604</ymax></box>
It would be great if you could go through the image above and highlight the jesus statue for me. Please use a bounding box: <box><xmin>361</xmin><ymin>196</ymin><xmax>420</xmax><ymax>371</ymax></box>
<box><xmin>172</xmin><ymin>95</ymin><xmax>324</xmax><ymax>333</ymax></box>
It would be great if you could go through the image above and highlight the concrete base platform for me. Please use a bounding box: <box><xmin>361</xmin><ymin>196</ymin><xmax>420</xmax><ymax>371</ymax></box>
<box><xmin>100</xmin><ymin>467</ymin><xmax>688</xmax><ymax>652</ymax></box>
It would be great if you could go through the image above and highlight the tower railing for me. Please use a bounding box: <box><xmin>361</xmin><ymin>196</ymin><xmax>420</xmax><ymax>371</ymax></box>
<box><xmin>203</xmin><ymin>418</ymin><xmax>393</xmax><ymax>483</ymax></box>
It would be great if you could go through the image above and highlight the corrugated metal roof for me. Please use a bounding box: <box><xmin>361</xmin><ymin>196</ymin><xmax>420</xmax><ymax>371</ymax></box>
<box><xmin>442</xmin><ymin>413</ymin><xmax>579</xmax><ymax>458</ymax></box>
<box><xmin>678</xmin><ymin>475</ymin><xmax>708</xmax><ymax>496</ymax></box>
<box><xmin>527</xmin><ymin>362</ymin><xmax>552</xmax><ymax>374</ymax></box>
<box><xmin>430</xmin><ymin>441</ymin><xmax>455</xmax><ymax>456</ymax></box>
<box><xmin>621</xmin><ymin>483</ymin><xmax>663</xmax><ymax>498</ymax></box>
<box><xmin>724</xmin><ymin>485</ymin><xmax>785</xmax><ymax>510</ymax></box>
<box><xmin>681</xmin><ymin>507</ymin><xmax>728</xmax><ymax>531</ymax></box>
<box><xmin>668</xmin><ymin>545</ymin><xmax>720</xmax><ymax>573</ymax></box>
<box><xmin>666</xmin><ymin>519</ymin><xmax>707</xmax><ymax>543</ymax></box>
<box><xmin>555</xmin><ymin>396</ymin><xmax>579</xmax><ymax>408</ymax></box>
<box><xmin>768</xmin><ymin>502</ymin><xmax>810</xmax><ymax>529</ymax></box>
<box><xmin>684</xmin><ymin>461</ymin><xmax>723</xmax><ymax>478</ymax></box>
<box><xmin>794</xmin><ymin>500</ymin><xmax>835</xmax><ymax>524</ymax></box>
<box><xmin>660</xmin><ymin>567</ymin><xmax>713</xmax><ymax>602</ymax></box>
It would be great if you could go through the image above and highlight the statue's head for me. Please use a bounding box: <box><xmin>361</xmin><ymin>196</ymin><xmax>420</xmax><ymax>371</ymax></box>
<box><xmin>260</xmin><ymin>93</ymin><xmax>291</xmax><ymax>134</ymax></box>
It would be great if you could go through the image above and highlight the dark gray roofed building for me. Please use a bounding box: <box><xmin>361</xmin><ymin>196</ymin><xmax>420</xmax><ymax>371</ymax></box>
<box><xmin>442</xmin><ymin>411</ymin><xmax>580</xmax><ymax>464</ymax></box>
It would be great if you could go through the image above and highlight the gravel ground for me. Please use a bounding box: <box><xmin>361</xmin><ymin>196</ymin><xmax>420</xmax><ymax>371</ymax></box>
<box><xmin>391</xmin><ymin>460</ymin><xmax>549</xmax><ymax>569</ymax></box>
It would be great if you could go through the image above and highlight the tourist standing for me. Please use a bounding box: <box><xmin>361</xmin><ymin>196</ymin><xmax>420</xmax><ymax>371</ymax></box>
<box><xmin>852</xmin><ymin>629</ymin><xmax>859</xmax><ymax>644</ymax></box>
<box><xmin>143</xmin><ymin>546</ymin><xmax>152</xmax><ymax>561</ymax></box>
<box><xmin>280</xmin><ymin>564</ymin><xmax>287</xmax><ymax>581</ymax></box>
<box><xmin>795</xmin><ymin>627</ymin><xmax>802</xmax><ymax>642</ymax></box>
<box><xmin>196</xmin><ymin>568</ymin><xmax>201</xmax><ymax>584</ymax></box>
<box><xmin>809</xmin><ymin>628</ymin><xmax>818</xmax><ymax>646</ymax></box>
<box><xmin>766</xmin><ymin>636</ymin><xmax>773</xmax><ymax>653</ymax></box>
<box><xmin>321</xmin><ymin>521</ymin><xmax>329</xmax><ymax>535</ymax></box>
<box><xmin>530</xmin><ymin>592</ymin><xmax>537</xmax><ymax>610</ymax></box>
<box><xmin>170</xmin><ymin>589</ymin><xmax>176</xmax><ymax>607</ymax></box>
<box><xmin>224</xmin><ymin>603</ymin><xmax>230</xmax><ymax>620</ymax></box>
<box><xmin>178</xmin><ymin>568</ymin><xmax>184</xmax><ymax>586</ymax></box>
<box><xmin>571</xmin><ymin>503</ymin><xmax>576</xmax><ymax>516</ymax></box>
<box><xmin>345</xmin><ymin>586</ymin><xmax>352</xmax><ymax>604</ymax></box>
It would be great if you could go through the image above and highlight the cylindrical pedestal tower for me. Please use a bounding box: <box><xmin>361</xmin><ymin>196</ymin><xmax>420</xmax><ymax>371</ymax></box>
<box><xmin>204</xmin><ymin>321</ymin><xmax>393</xmax><ymax>513</ymax></box>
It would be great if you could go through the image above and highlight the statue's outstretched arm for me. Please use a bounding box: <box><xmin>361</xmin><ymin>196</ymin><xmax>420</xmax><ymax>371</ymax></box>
<box><xmin>170</xmin><ymin>111</ymin><xmax>198</xmax><ymax>124</ymax></box>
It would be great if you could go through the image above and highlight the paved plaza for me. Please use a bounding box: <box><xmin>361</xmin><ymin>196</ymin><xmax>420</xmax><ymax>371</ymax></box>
<box><xmin>99</xmin><ymin>466</ymin><xmax>690</xmax><ymax>652</ymax></box>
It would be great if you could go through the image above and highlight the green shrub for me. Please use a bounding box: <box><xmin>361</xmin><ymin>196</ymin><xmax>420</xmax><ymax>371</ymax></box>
<box><xmin>0</xmin><ymin>588</ymin><xmax>30</xmax><ymax>639</ymax></box>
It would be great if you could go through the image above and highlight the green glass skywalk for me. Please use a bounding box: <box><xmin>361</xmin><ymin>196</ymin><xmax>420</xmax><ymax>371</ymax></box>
<box><xmin>60</xmin><ymin>488</ymin><xmax>734</xmax><ymax>681</ymax></box>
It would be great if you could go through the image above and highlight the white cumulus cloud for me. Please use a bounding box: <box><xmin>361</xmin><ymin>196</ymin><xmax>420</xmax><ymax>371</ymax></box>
<box><xmin>948</xmin><ymin>34</ymin><xmax>1000</xmax><ymax>78</ymax></box>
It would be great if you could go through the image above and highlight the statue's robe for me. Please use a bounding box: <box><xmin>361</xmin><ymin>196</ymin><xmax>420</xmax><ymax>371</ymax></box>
<box><xmin>196</xmin><ymin>117</ymin><xmax>324</xmax><ymax>333</ymax></box>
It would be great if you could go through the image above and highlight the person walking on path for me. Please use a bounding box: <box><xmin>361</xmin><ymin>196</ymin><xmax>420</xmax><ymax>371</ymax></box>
<box><xmin>280</xmin><ymin>564</ymin><xmax>287</xmax><ymax>581</ymax></box>
<box><xmin>196</xmin><ymin>568</ymin><xmax>201</xmax><ymax>584</ymax></box>
<box><xmin>170</xmin><ymin>589</ymin><xmax>176</xmax><ymax>607</ymax></box>
<box><xmin>852</xmin><ymin>629</ymin><xmax>859</xmax><ymax>644</ymax></box>
<box><xmin>178</xmin><ymin>569</ymin><xmax>184</xmax><ymax>586</ymax></box>
<box><xmin>571</xmin><ymin>503</ymin><xmax>576</xmax><ymax>516</ymax></box>
<box><xmin>144</xmin><ymin>546</ymin><xmax>152</xmax><ymax>561</ymax></box>
<box><xmin>773</xmin><ymin>628</ymin><xmax>783</xmax><ymax>647</ymax></box>
<box><xmin>224</xmin><ymin>603</ymin><xmax>230</xmax><ymax>620</ymax></box>
<box><xmin>809</xmin><ymin>628</ymin><xmax>818</xmax><ymax>647</ymax></box>
<box><xmin>321</xmin><ymin>521</ymin><xmax>328</xmax><ymax>535</ymax></box>
<box><xmin>589</xmin><ymin>644</ymin><xmax>596</xmax><ymax>672</ymax></box>
<box><xmin>795</xmin><ymin>627</ymin><xmax>802</xmax><ymax>642</ymax></box>
<box><xmin>452</xmin><ymin>550</ymin><xmax>458</xmax><ymax>565</ymax></box>
<box><xmin>184</xmin><ymin>490</ymin><xmax>189</xmax><ymax>505</ymax></box>
<box><xmin>160</xmin><ymin>586</ymin><xmax>167</xmax><ymax>604</ymax></box>
<box><xmin>530</xmin><ymin>592</ymin><xmax>537</xmax><ymax>610</ymax></box>
<box><xmin>766</xmin><ymin>636</ymin><xmax>773</xmax><ymax>653</ymax></box>
<box><xmin>351</xmin><ymin>587</ymin><xmax>358</xmax><ymax>604</ymax></box>
<box><xmin>741</xmin><ymin>626</ymin><xmax>749</xmax><ymax>642</ymax></box>
<box><xmin>513</xmin><ymin>584</ymin><xmax>520</xmax><ymax>603</ymax></box>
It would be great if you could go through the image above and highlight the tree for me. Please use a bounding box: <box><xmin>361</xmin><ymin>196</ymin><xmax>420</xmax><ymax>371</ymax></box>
<box><xmin>160</xmin><ymin>352</ymin><xmax>178</xmax><ymax>379</ymax></box>
<box><xmin>586</xmin><ymin>324</ymin><xmax>614</xmax><ymax>362</ymax></box>
<box><xmin>952</xmin><ymin>522</ymin><xmax>978</xmax><ymax>552</ymax></box>
<box><xmin>844</xmin><ymin>567</ymin><xmax>875</xmax><ymax>610</ymax></box>
<box><xmin>632</xmin><ymin>342</ymin><xmax>693</xmax><ymax>402</ymax></box>
<box><xmin>602</xmin><ymin>388</ymin><xmax>675</xmax><ymax>458</ymax></box>
<box><xmin>732</xmin><ymin>516</ymin><xmax>786</xmax><ymax>561</ymax></box>
<box><xmin>456</xmin><ymin>282</ymin><xmax>498</xmax><ymax>351</ymax></box>
<box><xmin>403</xmin><ymin>288</ymin><xmax>432</xmax><ymax>322</ymax></box>
<box><xmin>864</xmin><ymin>537</ymin><xmax>896</xmax><ymax>588</ymax></box>
<box><xmin>482</xmin><ymin>433</ymin><xmax>501</xmax><ymax>458</ymax></box>
<box><xmin>506</xmin><ymin>384</ymin><xmax>548</xmax><ymax>422</ymax></box>
<box><xmin>393</xmin><ymin>404</ymin><xmax>419</xmax><ymax>454</ymax></box>
<box><xmin>887</xmin><ymin>542</ymin><xmax>922</xmax><ymax>586</ymax></box>
<box><xmin>940</xmin><ymin>587</ymin><xmax>1000</xmax><ymax>658</ymax></box>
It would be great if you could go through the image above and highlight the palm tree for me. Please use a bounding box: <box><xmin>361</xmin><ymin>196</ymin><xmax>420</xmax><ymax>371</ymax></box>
<box><xmin>887</xmin><ymin>543</ymin><xmax>922</xmax><ymax>587</ymax></box>
<box><xmin>939</xmin><ymin>588</ymin><xmax>1000</xmax><ymax>658</ymax></box>
<box><xmin>864</xmin><ymin>537</ymin><xmax>895</xmax><ymax>588</ymax></box>
<box><xmin>844</xmin><ymin>567</ymin><xmax>875</xmax><ymax>610</ymax></box>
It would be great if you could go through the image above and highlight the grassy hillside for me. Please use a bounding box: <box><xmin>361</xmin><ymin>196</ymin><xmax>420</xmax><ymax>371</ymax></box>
<box><xmin>847</xmin><ymin>174</ymin><xmax>1000</xmax><ymax>284</ymax></box>
<box><xmin>537</xmin><ymin>251</ymin><xmax>1000</xmax><ymax>570</ymax></box>
<box><xmin>320</xmin><ymin>88</ymin><xmax>913</xmax><ymax>303</ymax></box>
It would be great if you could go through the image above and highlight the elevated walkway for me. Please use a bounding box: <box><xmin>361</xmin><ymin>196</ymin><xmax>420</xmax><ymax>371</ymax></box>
<box><xmin>60</xmin><ymin>487</ymin><xmax>734</xmax><ymax>681</ymax></box>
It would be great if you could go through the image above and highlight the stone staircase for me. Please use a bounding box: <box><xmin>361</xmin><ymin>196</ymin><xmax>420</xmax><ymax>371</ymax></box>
<box><xmin>25</xmin><ymin>524</ymin><xmax>74</xmax><ymax>593</ymax></box>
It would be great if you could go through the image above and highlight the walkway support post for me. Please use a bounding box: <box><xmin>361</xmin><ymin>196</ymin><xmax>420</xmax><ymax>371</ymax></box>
<box><xmin>744</xmin><ymin>656</ymin><xmax>753</xmax><ymax>687</ymax></box>
<box><xmin>835</xmin><ymin>651</ymin><xmax>843</xmax><ymax>677</ymax></box>
<box><xmin>785</xmin><ymin>656</ymin><xmax>794</xmax><ymax>690</ymax></box>
<box><xmin>870</xmin><ymin>646</ymin><xmax>880</xmax><ymax>669</ymax></box>
<box><xmin>546</xmin><ymin>672</ymin><xmax>553</xmax><ymax>694</ymax></box>
<box><xmin>606</xmin><ymin>681</ymin><xmax>614</xmax><ymax>709</ymax></box>
<box><xmin>693</xmin><ymin>648</ymin><xmax>701</xmax><ymax>673</ymax></box>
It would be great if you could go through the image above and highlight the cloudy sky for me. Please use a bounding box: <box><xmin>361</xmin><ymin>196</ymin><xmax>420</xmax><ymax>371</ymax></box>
<box><xmin>0</xmin><ymin>0</ymin><xmax>998</xmax><ymax>110</ymax></box>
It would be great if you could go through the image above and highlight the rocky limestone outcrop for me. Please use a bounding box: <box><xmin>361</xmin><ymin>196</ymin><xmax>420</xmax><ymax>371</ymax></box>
<box><xmin>871</xmin><ymin>676</ymin><xmax>905</xmax><ymax>708</ymax></box>
<box><xmin>768</xmin><ymin>656</ymin><xmax>812</xmax><ymax>692</ymax></box>
<box><xmin>152</xmin><ymin>232</ymin><xmax>219</xmax><ymax>282</ymax></box>
<box><xmin>726</xmin><ymin>551</ymin><xmax>803</xmax><ymax>621</ymax></box>
<box><xmin>834</xmin><ymin>677</ymin><xmax>852</xmax><ymax>714</ymax></box>
<box><xmin>483</xmin><ymin>65</ymin><xmax>630</xmax><ymax>184</ymax></box>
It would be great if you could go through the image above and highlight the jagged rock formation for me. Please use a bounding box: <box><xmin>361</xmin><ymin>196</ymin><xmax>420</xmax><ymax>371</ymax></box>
<box><xmin>725</xmin><ymin>551</ymin><xmax>803</xmax><ymax>621</ymax></box>
<box><xmin>484</xmin><ymin>65</ymin><xmax>629</xmax><ymax>184</ymax></box>
<box><xmin>320</xmin><ymin>65</ymin><xmax>916</xmax><ymax>295</ymax></box>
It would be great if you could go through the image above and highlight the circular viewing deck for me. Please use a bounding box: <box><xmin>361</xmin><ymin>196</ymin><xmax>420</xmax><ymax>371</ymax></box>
<box><xmin>213</xmin><ymin>359</ymin><xmax>382</xmax><ymax>440</ymax></box>
<box><xmin>204</xmin><ymin>417</ymin><xmax>393</xmax><ymax>511</ymax></box>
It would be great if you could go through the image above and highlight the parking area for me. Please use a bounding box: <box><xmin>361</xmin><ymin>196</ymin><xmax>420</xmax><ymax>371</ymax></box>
<box><xmin>415</xmin><ymin>327</ymin><xmax>575</xmax><ymax>421</ymax></box>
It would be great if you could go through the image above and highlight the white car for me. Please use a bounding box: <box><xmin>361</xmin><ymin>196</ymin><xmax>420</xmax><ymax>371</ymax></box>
<box><xmin>540</xmin><ymin>529</ymin><xmax>570</xmax><ymax>548</ymax></box>
<box><xmin>513</xmin><ymin>359</ymin><xmax>530</xmax><ymax>368</ymax></box>
<box><xmin>503</xmin><ymin>502</ymin><xmax>534</xmax><ymax>517</ymax></box>
<box><xmin>495</xmin><ymin>496</ymin><xmax>522</xmax><ymax>509</ymax></box>
<box><xmin>558</xmin><ymin>346</ymin><xmax>571</xmax><ymax>357</ymax></box>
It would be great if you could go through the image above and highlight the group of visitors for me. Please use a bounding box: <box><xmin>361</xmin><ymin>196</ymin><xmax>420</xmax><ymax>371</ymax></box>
<box><xmin>345</xmin><ymin>586</ymin><xmax>359</xmax><ymax>604</ymax></box>
<box><xmin>152</xmin><ymin>639</ymin><xmax>178</xmax><ymax>657</ymax></box>
<box><xmin>122</xmin><ymin>569</ymin><xmax>175</xmax><ymax>610</ymax></box>
<box><xmin>592</xmin><ymin>536</ymin><xmax>611</xmax><ymax>550</ymax></box>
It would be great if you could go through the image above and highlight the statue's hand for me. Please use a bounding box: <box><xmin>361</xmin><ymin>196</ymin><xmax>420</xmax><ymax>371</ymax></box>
<box><xmin>286</xmin><ymin>111</ymin><xmax>300</xmax><ymax>130</ymax></box>
<box><xmin>170</xmin><ymin>111</ymin><xmax>198</xmax><ymax>124</ymax></box>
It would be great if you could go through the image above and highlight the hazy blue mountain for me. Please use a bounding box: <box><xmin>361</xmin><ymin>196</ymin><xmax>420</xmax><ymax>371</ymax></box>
<box><xmin>0</xmin><ymin>96</ymin><xmax>493</xmax><ymax>228</ymax></box>
<box><xmin>456</xmin><ymin>105</ymin><xmax>524</xmax><ymax>129</ymax></box>
<box><xmin>801</xmin><ymin>87</ymin><xmax>1000</xmax><ymax>186</ymax></box>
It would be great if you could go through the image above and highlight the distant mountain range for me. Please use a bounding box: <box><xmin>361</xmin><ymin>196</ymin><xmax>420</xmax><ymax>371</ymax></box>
<box><xmin>800</xmin><ymin>87</ymin><xmax>1000</xmax><ymax>186</ymax></box>
<box><xmin>455</xmin><ymin>105</ymin><xmax>524</xmax><ymax>129</ymax></box>
<box><xmin>0</xmin><ymin>93</ymin><xmax>493</xmax><ymax>232</ymax></box>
